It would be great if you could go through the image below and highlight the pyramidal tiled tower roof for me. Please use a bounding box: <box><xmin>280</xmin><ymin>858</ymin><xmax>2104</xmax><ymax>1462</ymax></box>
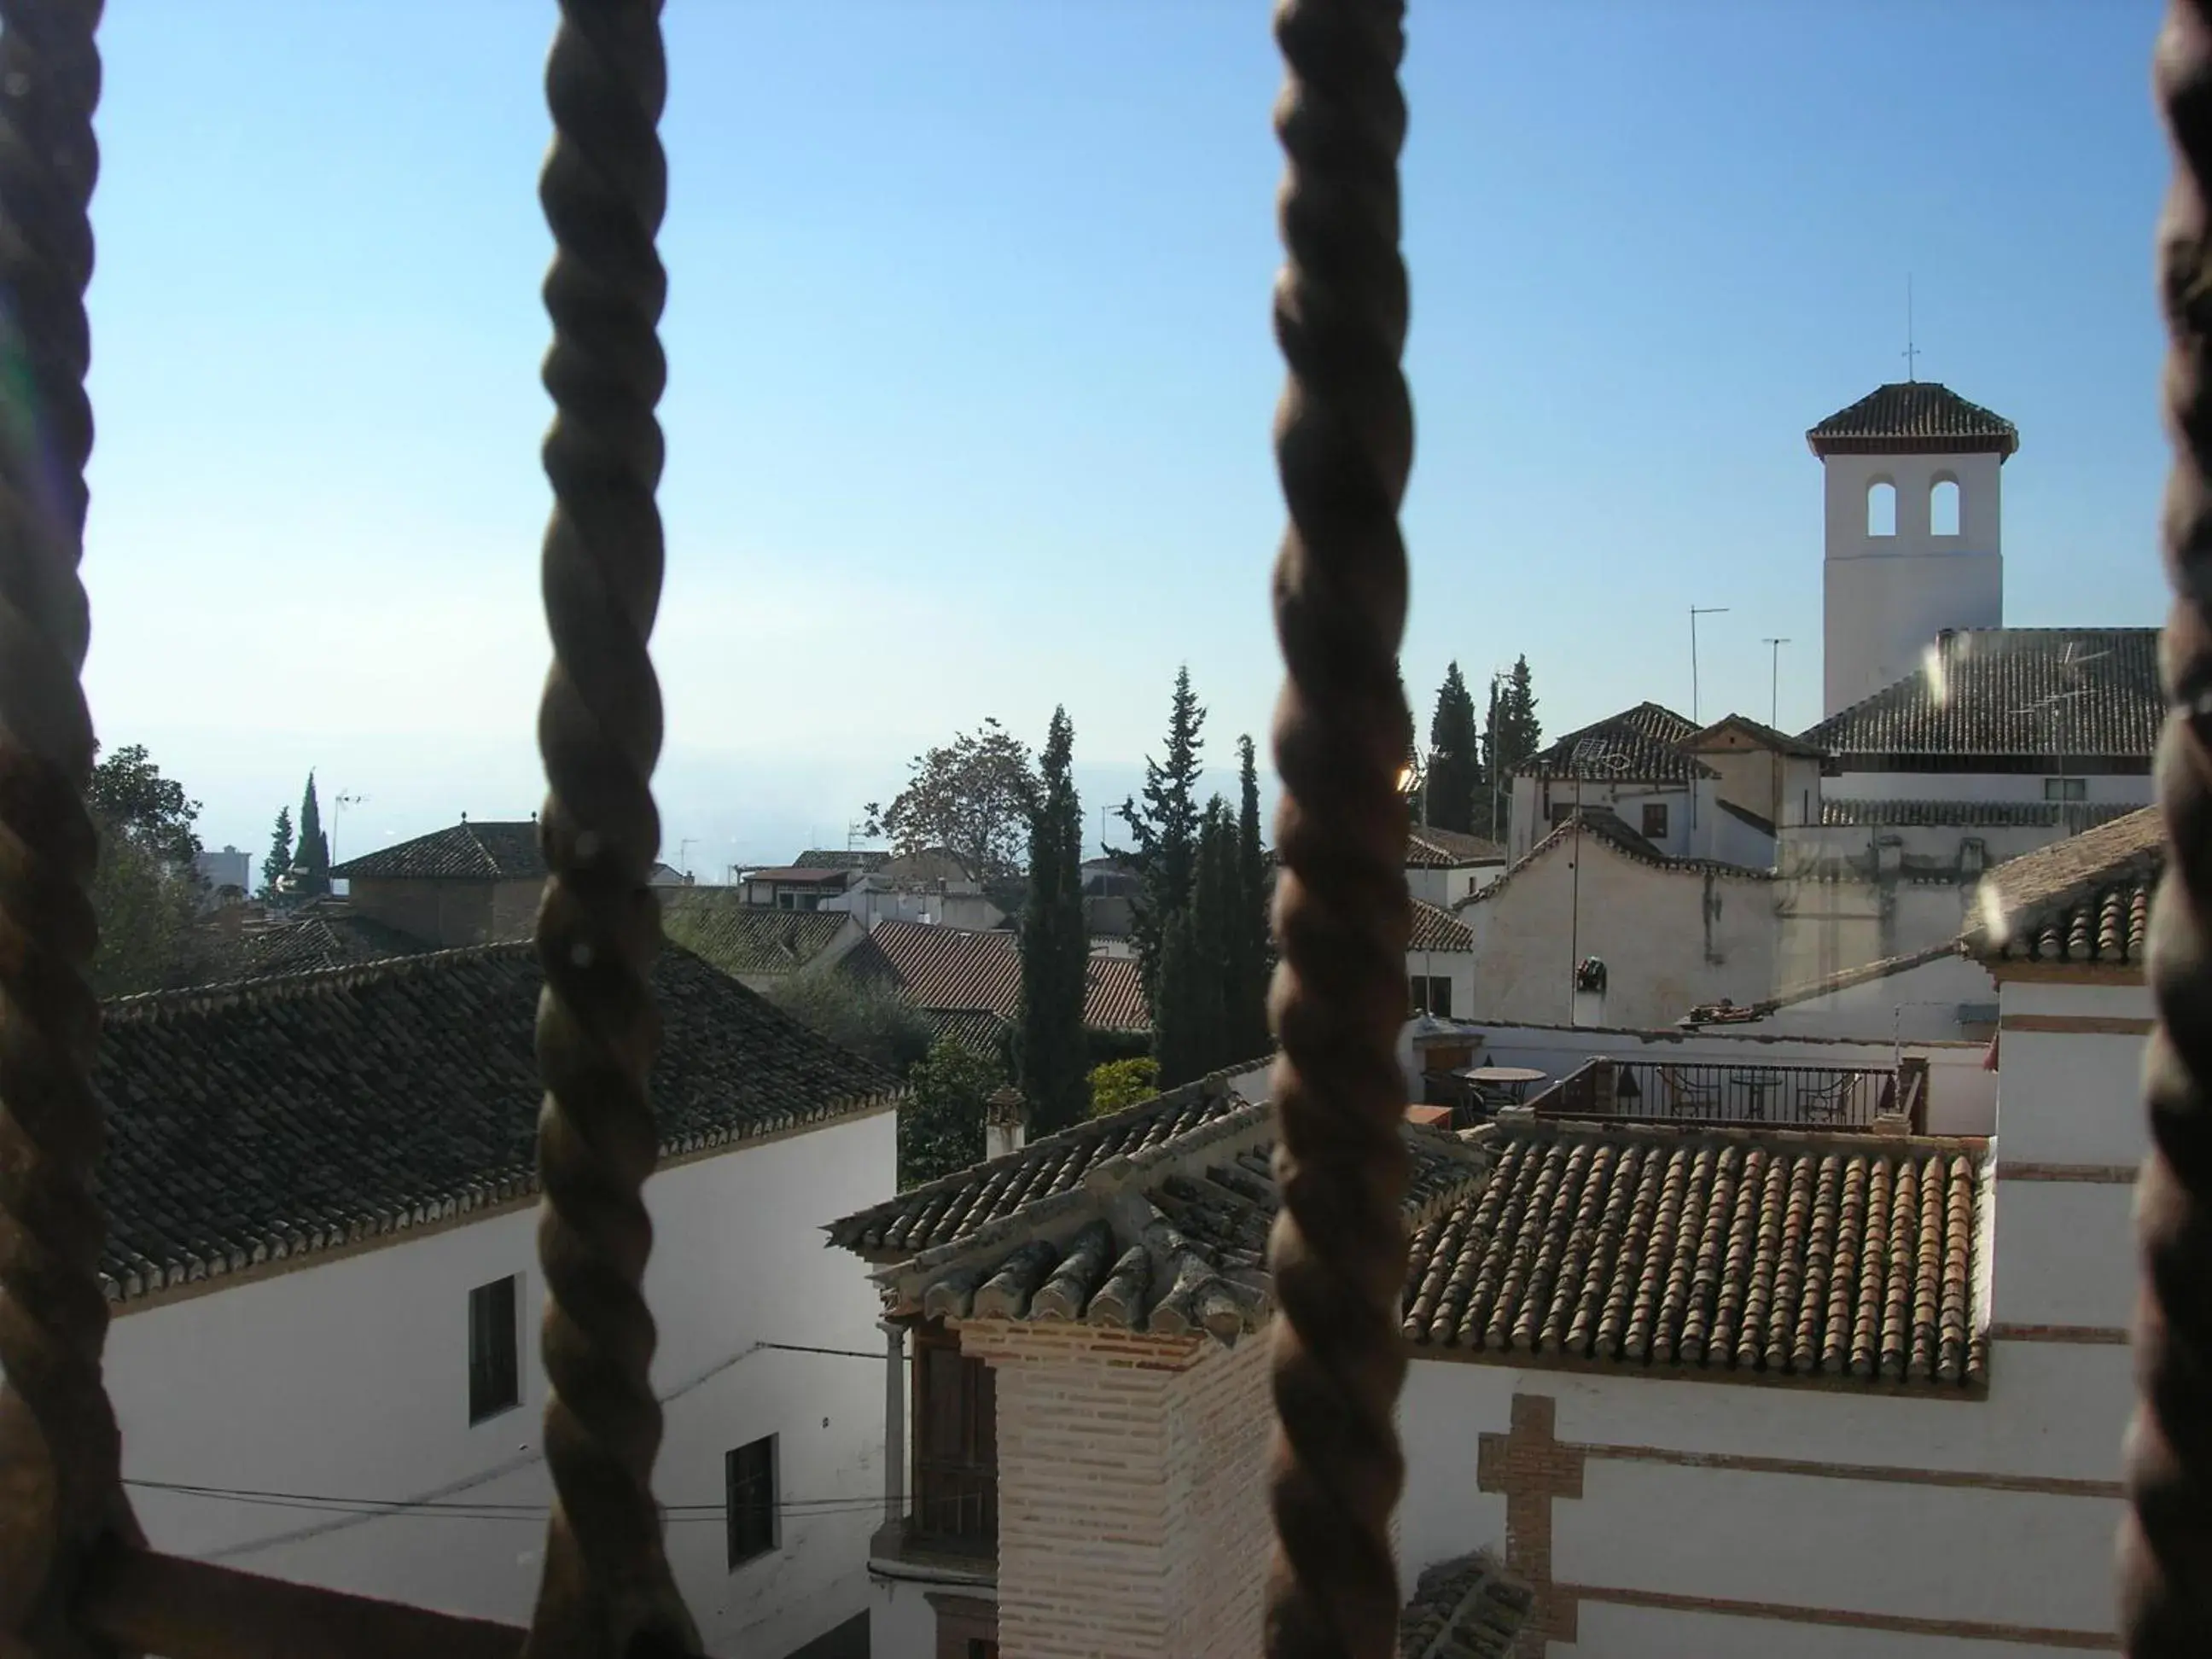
<box><xmin>1807</xmin><ymin>381</ymin><xmax>2019</xmax><ymax>459</ymax></box>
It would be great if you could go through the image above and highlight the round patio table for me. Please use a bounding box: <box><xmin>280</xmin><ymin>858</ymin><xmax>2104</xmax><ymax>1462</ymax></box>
<box><xmin>1459</xmin><ymin>1065</ymin><xmax>1547</xmax><ymax>1103</ymax></box>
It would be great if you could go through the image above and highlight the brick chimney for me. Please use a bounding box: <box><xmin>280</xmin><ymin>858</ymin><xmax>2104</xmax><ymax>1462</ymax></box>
<box><xmin>986</xmin><ymin>1086</ymin><xmax>1027</xmax><ymax>1160</ymax></box>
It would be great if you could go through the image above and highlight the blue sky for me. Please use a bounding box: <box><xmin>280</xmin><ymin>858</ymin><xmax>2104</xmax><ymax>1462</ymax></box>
<box><xmin>80</xmin><ymin>1</ymin><xmax>2171</xmax><ymax>871</ymax></box>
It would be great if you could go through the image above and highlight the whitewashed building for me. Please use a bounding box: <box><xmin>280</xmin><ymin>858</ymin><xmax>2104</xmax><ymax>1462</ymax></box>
<box><xmin>1452</xmin><ymin>810</ymin><xmax>1780</xmax><ymax>1030</ymax></box>
<box><xmin>829</xmin><ymin>920</ymin><xmax>2148</xmax><ymax>1659</ymax></box>
<box><xmin>1407</xmin><ymin>824</ymin><xmax>1508</xmax><ymax>908</ymax></box>
<box><xmin>93</xmin><ymin>943</ymin><xmax>902</xmax><ymax>1659</ymax></box>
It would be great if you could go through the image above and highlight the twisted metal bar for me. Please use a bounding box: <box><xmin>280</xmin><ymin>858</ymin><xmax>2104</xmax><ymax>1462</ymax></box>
<box><xmin>0</xmin><ymin>2</ymin><xmax>143</xmax><ymax>1652</ymax></box>
<box><xmin>1260</xmin><ymin>2</ymin><xmax>1414</xmax><ymax>1656</ymax></box>
<box><xmin>2128</xmin><ymin>8</ymin><xmax>2212</xmax><ymax>1650</ymax></box>
<box><xmin>521</xmin><ymin>3</ymin><xmax>696</xmax><ymax>1656</ymax></box>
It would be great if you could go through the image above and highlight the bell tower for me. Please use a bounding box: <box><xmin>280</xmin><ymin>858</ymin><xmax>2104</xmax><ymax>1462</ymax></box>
<box><xmin>1808</xmin><ymin>381</ymin><xmax>2017</xmax><ymax>717</ymax></box>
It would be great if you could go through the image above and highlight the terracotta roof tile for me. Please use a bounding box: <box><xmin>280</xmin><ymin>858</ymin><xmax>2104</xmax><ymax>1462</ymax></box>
<box><xmin>658</xmin><ymin>891</ymin><xmax>855</xmax><ymax>975</ymax></box>
<box><xmin>1400</xmin><ymin>1552</ymin><xmax>1535</xmax><ymax>1659</ymax></box>
<box><xmin>210</xmin><ymin>903</ymin><xmax>432</xmax><ymax>981</ymax></box>
<box><xmin>1685</xmin><ymin>713</ymin><xmax>1828</xmax><ymax>760</ymax></box>
<box><xmin>1466</xmin><ymin>809</ymin><xmax>1775</xmax><ymax>911</ymax></box>
<box><xmin>1402</xmin><ymin>1119</ymin><xmax>1988</xmax><ymax>1389</ymax></box>
<box><xmin>1819</xmin><ymin>798</ymin><xmax>2145</xmax><ymax>830</ymax></box>
<box><xmin>96</xmin><ymin>945</ymin><xmax>899</xmax><ymax>1303</ymax></box>
<box><xmin>826</xmin><ymin>1066</ymin><xmax>1266</xmax><ymax>1257</ymax></box>
<box><xmin>330</xmin><ymin>819</ymin><xmax>544</xmax><ymax>882</ymax></box>
<box><xmin>1408</xmin><ymin>827</ymin><xmax>1505</xmax><ymax>869</ymax></box>
<box><xmin>843</xmin><ymin>919</ymin><xmax>1148</xmax><ymax>1032</ymax></box>
<box><xmin>1966</xmin><ymin>805</ymin><xmax>2163</xmax><ymax>965</ymax></box>
<box><xmin>1518</xmin><ymin>702</ymin><xmax>1713</xmax><ymax>783</ymax></box>
<box><xmin>1800</xmin><ymin>629</ymin><xmax>2162</xmax><ymax>760</ymax></box>
<box><xmin>1411</xmin><ymin>900</ymin><xmax>1473</xmax><ymax>952</ymax></box>
<box><xmin>1805</xmin><ymin>381</ymin><xmax>2019</xmax><ymax>457</ymax></box>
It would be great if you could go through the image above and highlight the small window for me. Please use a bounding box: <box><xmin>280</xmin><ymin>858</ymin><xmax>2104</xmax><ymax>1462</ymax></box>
<box><xmin>1547</xmin><ymin>801</ymin><xmax>1575</xmax><ymax>828</ymax></box>
<box><xmin>726</xmin><ymin>1435</ymin><xmax>779</xmax><ymax>1569</ymax></box>
<box><xmin>468</xmin><ymin>1275</ymin><xmax>521</xmax><ymax>1423</ymax></box>
<box><xmin>2045</xmin><ymin>777</ymin><xmax>2087</xmax><ymax>802</ymax></box>
<box><xmin>1930</xmin><ymin>477</ymin><xmax>1961</xmax><ymax>537</ymax></box>
<box><xmin>1866</xmin><ymin>480</ymin><xmax>1897</xmax><ymax>538</ymax></box>
<box><xmin>1641</xmin><ymin>803</ymin><xmax>1669</xmax><ymax>840</ymax></box>
<box><xmin>1409</xmin><ymin>976</ymin><xmax>1452</xmax><ymax>1018</ymax></box>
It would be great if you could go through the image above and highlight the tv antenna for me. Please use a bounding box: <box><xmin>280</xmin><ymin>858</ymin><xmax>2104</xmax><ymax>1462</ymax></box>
<box><xmin>1690</xmin><ymin>606</ymin><xmax>1730</xmax><ymax>725</ymax></box>
<box><xmin>332</xmin><ymin>791</ymin><xmax>369</xmax><ymax>866</ymax></box>
<box><xmin>1761</xmin><ymin>638</ymin><xmax>1791</xmax><ymax>726</ymax></box>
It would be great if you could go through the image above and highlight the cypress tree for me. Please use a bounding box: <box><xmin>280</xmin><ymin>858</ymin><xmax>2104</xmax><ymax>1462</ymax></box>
<box><xmin>1152</xmin><ymin>910</ymin><xmax>1201</xmax><ymax>1088</ymax></box>
<box><xmin>261</xmin><ymin>806</ymin><xmax>294</xmax><ymax>897</ymax></box>
<box><xmin>1425</xmin><ymin>662</ymin><xmax>1482</xmax><ymax>835</ymax></box>
<box><xmin>1232</xmin><ymin>736</ymin><xmax>1271</xmax><ymax>1060</ymax></box>
<box><xmin>1018</xmin><ymin>707</ymin><xmax>1090</xmax><ymax>1134</ymax></box>
<box><xmin>1185</xmin><ymin>799</ymin><xmax>1236</xmax><ymax>1076</ymax></box>
<box><xmin>1115</xmin><ymin>665</ymin><xmax>1207</xmax><ymax>1007</ymax></box>
<box><xmin>294</xmin><ymin>772</ymin><xmax>331</xmax><ymax>896</ymax></box>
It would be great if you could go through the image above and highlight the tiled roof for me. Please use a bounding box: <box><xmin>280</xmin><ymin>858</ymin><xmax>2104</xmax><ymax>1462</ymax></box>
<box><xmin>1411</xmin><ymin>900</ymin><xmax>1473</xmax><ymax>953</ymax></box>
<box><xmin>1966</xmin><ymin>805</ymin><xmax>2163</xmax><ymax>966</ymax></box>
<box><xmin>742</xmin><ymin>865</ymin><xmax>856</xmax><ymax>886</ymax></box>
<box><xmin>1517</xmin><ymin>702</ymin><xmax>1714</xmax><ymax>783</ymax></box>
<box><xmin>1402</xmin><ymin>1119</ymin><xmax>1989</xmax><ymax>1389</ymax></box>
<box><xmin>1817</xmin><ymin>797</ymin><xmax>2145</xmax><ymax>830</ymax></box>
<box><xmin>96</xmin><ymin>944</ymin><xmax>900</xmax><ymax>1303</ymax></box>
<box><xmin>1685</xmin><ymin>713</ymin><xmax>1827</xmax><ymax>760</ymax></box>
<box><xmin>331</xmin><ymin>819</ymin><xmax>545</xmax><ymax>882</ymax></box>
<box><xmin>1408</xmin><ymin>826</ymin><xmax>1505</xmax><ymax>868</ymax></box>
<box><xmin>843</xmin><ymin>919</ymin><xmax>1149</xmax><ymax>1033</ymax></box>
<box><xmin>1805</xmin><ymin>381</ymin><xmax>2019</xmax><ymax>457</ymax></box>
<box><xmin>657</xmin><ymin>890</ymin><xmax>855</xmax><ymax>975</ymax></box>
<box><xmin>1465</xmin><ymin>809</ymin><xmax>1774</xmax><ymax>911</ymax></box>
<box><xmin>794</xmin><ymin>848</ymin><xmax>890</xmax><ymax>872</ymax></box>
<box><xmin>827</xmin><ymin>1066</ymin><xmax>1268</xmax><ymax>1258</ymax></box>
<box><xmin>1799</xmin><ymin>629</ymin><xmax>2163</xmax><ymax>760</ymax></box>
<box><xmin>859</xmin><ymin>1088</ymin><xmax>1486</xmax><ymax>1344</ymax></box>
<box><xmin>1400</xmin><ymin>1553</ymin><xmax>1535</xmax><ymax>1659</ymax></box>
<box><xmin>927</xmin><ymin>1009</ymin><xmax>1011</xmax><ymax>1059</ymax></box>
<box><xmin>210</xmin><ymin>904</ymin><xmax>432</xmax><ymax>981</ymax></box>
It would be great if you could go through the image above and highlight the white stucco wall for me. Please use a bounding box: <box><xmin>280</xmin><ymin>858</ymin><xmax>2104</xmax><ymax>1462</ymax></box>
<box><xmin>105</xmin><ymin>1108</ymin><xmax>899</xmax><ymax>1658</ymax></box>
<box><xmin>1400</xmin><ymin>1332</ymin><xmax>2131</xmax><ymax>1656</ymax></box>
<box><xmin>1821</xmin><ymin>449</ymin><xmax>2004</xmax><ymax>719</ymax></box>
<box><xmin>1458</xmin><ymin>837</ymin><xmax>1778</xmax><ymax>1030</ymax></box>
<box><xmin>1994</xmin><ymin>981</ymin><xmax>2151</xmax><ymax>1167</ymax></box>
<box><xmin>1408</xmin><ymin>862</ymin><xmax>1504</xmax><ymax>910</ymax></box>
<box><xmin>1753</xmin><ymin>952</ymin><xmax>1999</xmax><ymax>1045</ymax></box>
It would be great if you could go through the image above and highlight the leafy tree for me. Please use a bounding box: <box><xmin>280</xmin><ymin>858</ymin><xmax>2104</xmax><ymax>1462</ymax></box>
<box><xmin>1115</xmin><ymin>666</ymin><xmax>1206</xmax><ymax>1001</ymax></box>
<box><xmin>293</xmin><ymin>771</ymin><xmax>331</xmax><ymax>896</ymax></box>
<box><xmin>760</xmin><ymin>966</ymin><xmax>934</xmax><ymax>1076</ymax></box>
<box><xmin>89</xmin><ymin>831</ymin><xmax>203</xmax><ymax>998</ymax></box>
<box><xmin>1425</xmin><ymin>662</ymin><xmax>1483</xmax><ymax>835</ymax></box>
<box><xmin>1233</xmin><ymin>736</ymin><xmax>1272</xmax><ymax>1061</ymax></box>
<box><xmin>1088</xmin><ymin>1056</ymin><xmax>1160</xmax><ymax>1117</ymax></box>
<box><xmin>1017</xmin><ymin>707</ymin><xmax>1089</xmax><ymax>1136</ymax></box>
<box><xmin>864</xmin><ymin>718</ymin><xmax>1039</xmax><ymax>881</ymax></box>
<box><xmin>90</xmin><ymin>742</ymin><xmax>203</xmax><ymax>867</ymax></box>
<box><xmin>85</xmin><ymin>743</ymin><xmax>208</xmax><ymax>997</ymax></box>
<box><xmin>900</xmin><ymin>1035</ymin><xmax>1003</xmax><ymax>1188</ymax></box>
<box><xmin>260</xmin><ymin>806</ymin><xmax>294</xmax><ymax>896</ymax></box>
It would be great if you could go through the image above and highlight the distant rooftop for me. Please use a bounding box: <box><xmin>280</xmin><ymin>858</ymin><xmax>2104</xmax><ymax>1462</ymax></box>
<box><xmin>1806</xmin><ymin>381</ymin><xmax>2019</xmax><ymax>459</ymax></box>
<box><xmin>330</xmin><ymin>818</ymin><xmax>544</xmax><ymax>882</ymax></box>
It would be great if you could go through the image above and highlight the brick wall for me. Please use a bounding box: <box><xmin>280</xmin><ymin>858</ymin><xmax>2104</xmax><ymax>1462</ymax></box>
<box><xmin>348</xmin><ymin>878</ymin><xmax>495</xmax><ymax>947</ymax></box>
<box><xmin>963</xmin><ymin>1319</ymin><xmax>1273</xmax><ymax>1659</ymax></box>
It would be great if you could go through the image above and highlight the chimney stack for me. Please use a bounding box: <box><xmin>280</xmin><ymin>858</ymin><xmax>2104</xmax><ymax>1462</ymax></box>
<box><xmin>986</xmin><ymin>1086</ymin><xmax>1027</xmax><ymax>1160</ymax></box>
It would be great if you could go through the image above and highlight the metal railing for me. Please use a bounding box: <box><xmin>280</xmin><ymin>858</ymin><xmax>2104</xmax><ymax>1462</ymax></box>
<box><xmin>1526</xmin><ymin>1057</ymin><xmax>1925</xmax><ymax>1132</ymax></box>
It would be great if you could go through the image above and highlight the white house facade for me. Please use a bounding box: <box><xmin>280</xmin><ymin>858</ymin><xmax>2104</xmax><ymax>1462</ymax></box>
<box><xmin>89</xmin><ymin>943</ymin><xmax>904</xmax><ymax>1659</ymax></box>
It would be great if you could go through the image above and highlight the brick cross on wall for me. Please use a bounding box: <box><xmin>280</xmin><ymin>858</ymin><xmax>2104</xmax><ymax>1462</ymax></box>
<box><xmin>1477</xmin><ymin>1393</ymin><xmax>1586</xmax><ymax>1654</ymax></box>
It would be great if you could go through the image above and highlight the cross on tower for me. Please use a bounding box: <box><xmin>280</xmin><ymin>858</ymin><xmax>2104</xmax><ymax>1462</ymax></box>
<box><xmin>1476</xmin><ymin>1393</ymin><xmax>1586</xmax><ymax>1653</ymax></box>
<box><xmin>1902</xmin><ymin>338</ymin><xmax>1922</xmax><ymax>380</ymax></box>
<box><xmin>1903</xmin><ymin>275</ymin><xmax>1921</xmax><ymax>381</ymax></box>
